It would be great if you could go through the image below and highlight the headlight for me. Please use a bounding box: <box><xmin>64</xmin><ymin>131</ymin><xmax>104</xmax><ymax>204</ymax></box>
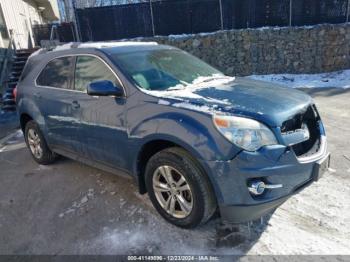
<box><xmin>213</xmin><ymin>115</ymin><xmax>278</xmax><ymax>151</ymax></box>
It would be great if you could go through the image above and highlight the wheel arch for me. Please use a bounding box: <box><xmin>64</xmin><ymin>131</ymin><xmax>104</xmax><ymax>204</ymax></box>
<box><xmin>135</xmin><ymin>137</ymin><xmax>219</xmax><ymax>203</ymax></box>
<box><xmin>20</xmin><ymin>113</ymin><xmax>34</xmax><ymax>133</ymax></box>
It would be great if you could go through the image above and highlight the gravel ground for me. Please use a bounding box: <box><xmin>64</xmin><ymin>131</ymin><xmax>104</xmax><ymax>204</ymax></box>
<box><xmin>0</xmin><ymin>88</ymin><xmax>349</xmax><ymax>255</ymax></box>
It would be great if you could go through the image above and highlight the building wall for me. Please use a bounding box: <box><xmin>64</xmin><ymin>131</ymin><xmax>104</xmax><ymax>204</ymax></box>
<box><xmin>48</xmin><ymin>0</ymin><xmax>60</xmax><ymax>21</ymax></box>
<box><xmin>0</xmin><ymin>0</ymin><xmax>59</xmax><ymax>50</ymax></box>
<box><xmin>142</xmin><ymin>23</ymin><xmax>350</xmax><ymax>76</ymax></box>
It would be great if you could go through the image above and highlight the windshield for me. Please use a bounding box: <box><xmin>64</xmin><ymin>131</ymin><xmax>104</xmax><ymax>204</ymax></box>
<box><xmin>111</xmin><ymin>49</ymin><xmax>224</xmax><ymax>91</ymax></box>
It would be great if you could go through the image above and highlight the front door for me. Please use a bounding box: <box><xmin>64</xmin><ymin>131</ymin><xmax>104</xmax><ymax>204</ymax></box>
<box><xmin>72</xmin><ymin>55</ymin><xmax>129</xmax><ymax>170</ymax></box>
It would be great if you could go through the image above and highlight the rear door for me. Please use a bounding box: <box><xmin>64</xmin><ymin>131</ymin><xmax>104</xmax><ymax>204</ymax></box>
<box><xmin>72</xmin><ymin>55</ymin><xmax>129</xmax><ymax>169</ymax></box>
<box><xmin>35</xmin><ymin>56</ymin><xmax>81</xmax><ymax>153</ymax></box>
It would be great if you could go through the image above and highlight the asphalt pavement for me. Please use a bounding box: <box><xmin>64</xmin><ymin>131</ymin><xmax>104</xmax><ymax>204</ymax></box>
<box><xmin>0</xmin><ymin>88</ymin><xmax>349</xmax><ymax>255</ymax></box>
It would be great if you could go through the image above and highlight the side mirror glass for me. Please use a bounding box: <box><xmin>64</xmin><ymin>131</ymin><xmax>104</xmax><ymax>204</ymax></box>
<box><xmin>87</xmin><ymin>80</ymin><xmax>123</xmax><ymax>97</ymax></box>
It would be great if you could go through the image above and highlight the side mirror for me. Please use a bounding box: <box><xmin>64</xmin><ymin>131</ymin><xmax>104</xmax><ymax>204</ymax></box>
<box><xmin>87</xmin><ymin>80</ymin><xmax>123</xmax><ymax>97</ymax></box>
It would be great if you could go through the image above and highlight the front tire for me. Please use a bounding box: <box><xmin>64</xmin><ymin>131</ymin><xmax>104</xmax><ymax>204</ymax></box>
<box><xmin>145</xmin><ymin>147</ymin><xmax>217</xmax><ymax>228</ymax></box>
<box><xmin>25</xmin><ymin>120</ymin><xmax>57</xmax><ymax>165</ymax></box>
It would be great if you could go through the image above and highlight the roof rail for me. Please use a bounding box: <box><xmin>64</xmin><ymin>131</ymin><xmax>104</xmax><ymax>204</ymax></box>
<box><xmin>54</xmin><ymin>41</ymin><xmax>158</xmax><ymax>51</ymax></box>
<box><xmin>29</xmin><ymin>41</ymin><xmax>159</xmax><ymax>58</ymax></box>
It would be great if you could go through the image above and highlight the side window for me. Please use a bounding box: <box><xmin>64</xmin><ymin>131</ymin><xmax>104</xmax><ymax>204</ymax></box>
<box><xmin>36</xmin><ymin>57</ymin><xmax>74</xmax><ymax>89</ymax></box>
<box><xmin>74</xmin><ymin>56</ymin><xmax>120</xmax><ymax>92</ymax></box>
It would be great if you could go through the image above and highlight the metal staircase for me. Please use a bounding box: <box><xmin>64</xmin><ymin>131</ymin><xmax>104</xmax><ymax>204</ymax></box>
<box><xmin>1</xmin><ymin>48</ymin><xmax>38</xmax><ymax>111</ymax></box>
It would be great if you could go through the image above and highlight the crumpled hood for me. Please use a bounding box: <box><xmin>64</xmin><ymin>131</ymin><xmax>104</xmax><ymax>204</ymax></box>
<box><xmin>192</xmin><ymin>77</ymin><xmax>313</xmax><ymax>127</ymax></box>
<box><xmin>147</xmin><ymin>77</ymin><xmax>313</xmax><ymax>127</ymax></box>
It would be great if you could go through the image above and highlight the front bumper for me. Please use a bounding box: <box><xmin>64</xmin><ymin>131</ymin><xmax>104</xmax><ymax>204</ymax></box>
<box><xmin>220</xmin><ymin>194</ymin><xmax>290</xmax><ymax>223</ymax></box>
<box><xmin>219</xmin><ymin>174</ymin><xmax>317</xmax><ymax>223</ymax></box>
<box><xmin>200</xmin><ymin>138</ymin><xmax>329</xmax><ymax>223</ymax></box>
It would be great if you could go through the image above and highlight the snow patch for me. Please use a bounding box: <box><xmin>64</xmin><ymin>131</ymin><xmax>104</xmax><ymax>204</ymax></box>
<box><xmin>35</xmin><ymin>165</ymin><xmax>52</xmax><ymax>171</ymax></box>
<box><xmin>142</xmin><ymin>74</ymin><xmax>235</xmax><ymax>108</ymax></box>
<box><xmin>59</xmin><ymin>189</ymin><xmax>95</xmax><ymax>218</ymax></box>
<box><xmin>247</xmin><ymin>70</ymin><xmax>350</xmax><ymax>89</ymax></box>
<box><xmin>157</xmin><ymin>99</ymin><xmax>171</xmax><ymax>106</ymax></box>
<box><xmin>172</xmin><ymin>102</ymin><xmax>212</xmax><ymax>113</ymax></box>
<box><xmin>86</xmin><ymin>209</ymin><xmax>218</xmax><ymax>255</ymax></box>
<box><xmin>164</xmin><ymin>25</ymin><xmax>319</xmax><ymax>40</ymax></box>
<box><xmin>248</xmin><ymin>173</ymin><xmax>350</xmax><ymax>254</ymax></box>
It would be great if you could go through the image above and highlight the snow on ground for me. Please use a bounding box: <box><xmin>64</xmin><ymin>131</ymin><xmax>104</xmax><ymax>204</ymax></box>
<box><xmin>166</xmin><ymin>25</ymin><xmax>317</xmax><ymax>40</ymax></box>
<box><xmin>248</xmin><ymin>70</ymin><xmax>350</xmax><ymax>89</ymax></box>
<box><xmin>247</xmin><ymin>172</ymin><xmax>350</xmax><ymax>255</ymax></box>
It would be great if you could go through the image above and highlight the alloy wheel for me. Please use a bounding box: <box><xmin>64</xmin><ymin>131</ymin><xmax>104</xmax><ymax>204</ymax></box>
<box><xmin>27</xmin><ymin>129</ymin><xmax>43</xmax><ymax>159</ymax></box>
<box><xmin>152</xmin><ymin>165</ymin><xmax>193</xmax><ymax>218</ymax></box>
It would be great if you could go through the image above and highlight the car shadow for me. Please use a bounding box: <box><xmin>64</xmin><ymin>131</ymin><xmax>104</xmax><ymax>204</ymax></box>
<box><xmin>200</xmin><ymin>211</ymin><xmax>273</xmax><ymax>254</ymax></box>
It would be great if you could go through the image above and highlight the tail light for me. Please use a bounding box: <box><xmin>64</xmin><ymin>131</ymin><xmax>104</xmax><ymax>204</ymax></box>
<box><xmin>13</xmin><ymin>86</ymin><xmax>17</xmax><ymax>101</ymax></box>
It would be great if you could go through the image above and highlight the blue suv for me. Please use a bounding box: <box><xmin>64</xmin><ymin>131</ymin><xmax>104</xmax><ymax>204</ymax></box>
<box><xmin>16</xmin><ymin>42</ymin><xmax>330</xmax><ymax>228</ymax></box>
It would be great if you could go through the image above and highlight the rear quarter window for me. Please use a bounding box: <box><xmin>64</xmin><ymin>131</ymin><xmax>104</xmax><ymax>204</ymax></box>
<box><xmin>36</xmin><ymin>56</ymin><xmax>74</xmax><ymax>89</ymax></box>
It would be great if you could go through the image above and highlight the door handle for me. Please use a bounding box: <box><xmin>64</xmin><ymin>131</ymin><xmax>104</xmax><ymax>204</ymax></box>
<box><xmin>71</xmin><ymin>100</ymin><xmax>80</xmax><ymax>109</ymax></box>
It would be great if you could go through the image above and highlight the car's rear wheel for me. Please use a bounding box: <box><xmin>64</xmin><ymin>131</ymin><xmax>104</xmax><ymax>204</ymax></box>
<box><xmin>145</xmin><ymin>147</ymin><xmax>217</xmax><ymax>228</ymax></box>
<box><xmin>25</xmin><ymin>120</ymin><xmax>57</xmax><ymax>165</ymax></box>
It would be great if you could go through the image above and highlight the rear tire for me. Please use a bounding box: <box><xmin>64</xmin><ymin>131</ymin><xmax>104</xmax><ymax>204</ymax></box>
<box><xmin>24</xmin><ymin>120</ymin><xmax>57</xmax><ymax>165</ymax></box>
<box><xmin>145</xmin><ymin>147</ymin><xmax>217</xmax><ymax>228</ymax></box>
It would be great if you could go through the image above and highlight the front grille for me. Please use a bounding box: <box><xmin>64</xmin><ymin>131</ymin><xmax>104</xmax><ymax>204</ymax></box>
<box><xmin>281</xmin><ymin>105</ymin><xmax>321</xmax><ymax>157</ymax></box>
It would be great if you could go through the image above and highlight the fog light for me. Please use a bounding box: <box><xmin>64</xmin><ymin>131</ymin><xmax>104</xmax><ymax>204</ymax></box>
<box><xmin>248</xmin><ymin>181</ymin><xmax>283</xmax><ymax>196</ymax></box>
<box><xmin>248</xmin><ymin>181</ymin><xmax>266</xmax><ymax>196</ymax></box>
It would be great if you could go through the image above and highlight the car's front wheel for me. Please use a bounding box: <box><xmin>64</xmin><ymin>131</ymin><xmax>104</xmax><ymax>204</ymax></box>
<box><xmin>145</xmin><ymin>147</ymin><xmax>217</xmax><ymax>228</ymax></box>
<box><xmin>25</xmin><ymin>120</ymin><xmax>57</xmax><ymax>165</ymax></box>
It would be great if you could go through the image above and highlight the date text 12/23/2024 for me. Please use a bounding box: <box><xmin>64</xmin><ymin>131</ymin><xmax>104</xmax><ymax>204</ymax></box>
<box><xmin>127</xmin><ymin>255</ymin><xmax>220</xmax><ymax>261</ymax></box>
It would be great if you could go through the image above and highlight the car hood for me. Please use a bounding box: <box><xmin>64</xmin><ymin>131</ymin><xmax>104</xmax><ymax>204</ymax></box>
<box><xmin>148</xmin><ymin>77</ymin><xmax>313</xmax><ymax>127</ymax></box>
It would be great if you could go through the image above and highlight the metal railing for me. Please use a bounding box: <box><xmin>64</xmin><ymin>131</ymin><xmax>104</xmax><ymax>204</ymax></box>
<box><xmin>32</xmin><ymin>22</ymin><xmax>76</xmax><ymax>46</ymax></box>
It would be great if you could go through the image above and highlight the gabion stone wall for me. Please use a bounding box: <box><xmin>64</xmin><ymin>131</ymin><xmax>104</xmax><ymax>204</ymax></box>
<box><xmin>142</xmin><ymin>23</ymin><xmax>350</xmax><ymax>76</ymax></box>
